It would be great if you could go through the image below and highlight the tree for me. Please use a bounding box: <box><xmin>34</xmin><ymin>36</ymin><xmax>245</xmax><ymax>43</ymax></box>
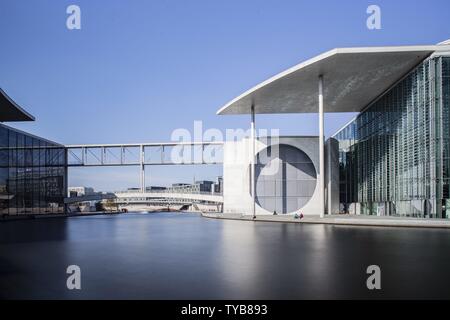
<box><xmin>104</xmin><ymin>199</ymin><xmax>118</xmax><ymax>212</ymax></box>
<box><xmin>95</xmin><ymin>201</ymin><xmax>105</xmax><ymax>212</ymax></box>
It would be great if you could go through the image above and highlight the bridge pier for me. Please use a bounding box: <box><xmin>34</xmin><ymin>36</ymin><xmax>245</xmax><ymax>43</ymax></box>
<box><xmin>140</xmin><ymin>144</ymin><xmax>145</xmax><ymax>193</ymax></box>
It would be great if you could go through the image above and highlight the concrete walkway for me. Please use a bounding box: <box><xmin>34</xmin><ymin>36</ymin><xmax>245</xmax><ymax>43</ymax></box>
<box><xmin>202</xmin><ymin>213</ymin><xmax>450</xmax><ymax>229</ymax></box>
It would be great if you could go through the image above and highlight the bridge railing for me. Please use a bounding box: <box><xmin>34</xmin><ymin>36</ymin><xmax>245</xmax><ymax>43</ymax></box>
<box><xmin>65</xmin><ymin>190</ymin><xmax>224</xmax><ymax>206</ymax></box>
<box><xmin>66</xmin><ymin>141</ymin><xmax>224</xmax><ymax>167</ymax></box>
<box><xmin>115</xmin><ymin>190</ymin><xmax>223</xmax><ymax>196</ymax></box>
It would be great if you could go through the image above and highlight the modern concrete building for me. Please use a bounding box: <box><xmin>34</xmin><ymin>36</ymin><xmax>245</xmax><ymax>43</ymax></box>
<box><xmin>0</xmin><ymin>89</ymin><xmax>67</xmax><ymax>215</ymax></box>
<box><xmin>221</xmin><ymin>136</ymin><xmax>339</xmax><ymax>216</ymax></box>
<box><xmin>218</xmin><ymin>40</ymin><xmax>450</xmax><ymax>218</ymax></box>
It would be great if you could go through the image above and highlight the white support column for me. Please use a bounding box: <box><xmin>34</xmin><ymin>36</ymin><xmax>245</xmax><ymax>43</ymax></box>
<box><xmin>201</xmin><ymin>144</ymin><xmax>204</xmax><ymax>164</ymax></box>
<box><xmin>251</xmin><ymin>105</ymin><xmax>256</xmax><ymax>218</ymax></box>
<box><xmin>319</xmin><ymin>75</ymin><xmax>325</xmax><ymax>218</ymax></box>
<box><xmin>140</xmin><ymin>145</ymin><xmax>145</xmax><ymax>193</ymax></box>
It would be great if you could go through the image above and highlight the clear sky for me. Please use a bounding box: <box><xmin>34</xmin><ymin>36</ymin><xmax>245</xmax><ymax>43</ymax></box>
<box><xmin>1</xmin><ymin>0</ymin><xmax>449</xmax><ymax>191</ymax></box>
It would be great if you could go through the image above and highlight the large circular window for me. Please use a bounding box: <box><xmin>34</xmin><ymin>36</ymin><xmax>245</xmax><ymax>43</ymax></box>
<box><xmin>251</xmin><ymin>144</ymin><xmax>317</xmax><ymax>214</ymax></box>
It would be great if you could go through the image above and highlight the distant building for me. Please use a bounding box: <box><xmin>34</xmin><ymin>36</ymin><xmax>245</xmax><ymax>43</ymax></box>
<box><xmin>171</xmin><ymin>183</ymin><xmax>191</xmax><ymax>188</ymax></box>
<box><xmin>68</xmin><ymin>187</ymin><xmax>95</xmax><ymax>197</ymax></box>
<box><xmin>214</xmin><ymin>176</ymin><xmax>223</xmax><ymax>194</ymax></box>
<box><xmin>165</xmin><ymin>181</ymin><xmax>215</xmax><ymax>194</ymax></box>
<box><xmin>146</xmin><ymin>186</ymin><xmax>167</xmax><ymax>191</ymax></box>
<box><xmin>195</xmin><ymin>180</ymin><xmax>214</xmax><ymax>193</ymax></box>
<box><xmin>127</xmin><ymin>187</ymin><xmax>140</xmax><ymax>192</ymax></box>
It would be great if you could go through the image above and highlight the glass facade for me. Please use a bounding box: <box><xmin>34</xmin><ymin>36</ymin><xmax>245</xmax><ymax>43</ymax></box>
<box><xmin>0</xmin><ymin>124</ymin><xmax>67</xmax><ymax>215</ymax></box>
<box><xmin>334</xmin><ymin>55</ymin><xmax>450</xmax><ymax>218</ymax></box>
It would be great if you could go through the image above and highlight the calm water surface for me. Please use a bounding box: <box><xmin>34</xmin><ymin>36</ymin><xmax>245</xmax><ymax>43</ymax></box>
<box><xmin>1</xmin><ymin>212</ymin><xmax>450</xmax><ymax>299</ymax></box>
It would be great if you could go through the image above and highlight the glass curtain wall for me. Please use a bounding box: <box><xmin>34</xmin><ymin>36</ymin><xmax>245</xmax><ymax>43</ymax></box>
<box><xmin>0</xmin><ymin>124</ymin><xmax>66</xmax><ymax>215</ymax></box>
<box><xmin>334</xmin><ymin>56</ymin><xmax>450</xmax><ymax>218</ymax></box>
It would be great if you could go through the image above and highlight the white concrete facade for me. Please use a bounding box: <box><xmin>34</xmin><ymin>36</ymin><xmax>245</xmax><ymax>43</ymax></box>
<box><xmin>216</xmin><ymin>45</ymin><xmax>449</xmax><ymax>115</ymax></box>
<box><xmin>223</xmin><ymin>136</ymin><xmax>333</xmax><ymax>216</ymax></box>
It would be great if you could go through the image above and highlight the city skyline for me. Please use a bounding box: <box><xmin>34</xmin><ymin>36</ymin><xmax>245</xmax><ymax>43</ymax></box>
<box><xmin>1</xmin><ymin>0</ymin><xmax>450</xmax><ymax>191</ymax></box>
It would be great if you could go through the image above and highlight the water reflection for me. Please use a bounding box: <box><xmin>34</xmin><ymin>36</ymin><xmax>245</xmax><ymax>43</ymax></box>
<box><xmin>218</xmin><ymin>220</ymin><xmax>259</xmax><ymax>298</ymax></box>
<box><xmin>1</xmin><ymin>213</ymin><xmax>450</xmax><ymax>299</ymax></box>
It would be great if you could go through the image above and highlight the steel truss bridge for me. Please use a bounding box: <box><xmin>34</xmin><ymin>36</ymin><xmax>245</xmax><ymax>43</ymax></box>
<box><xmin>64</xmin><ymin>141</ymin><xmax>224</xmax><ymax>204</ymax></box>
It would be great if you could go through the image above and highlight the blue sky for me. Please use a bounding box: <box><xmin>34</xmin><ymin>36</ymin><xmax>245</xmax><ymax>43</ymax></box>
<box><xmin>1</xmin><ymin>0</ymin><xmax>449</xmax><ymax>191</ymax></box>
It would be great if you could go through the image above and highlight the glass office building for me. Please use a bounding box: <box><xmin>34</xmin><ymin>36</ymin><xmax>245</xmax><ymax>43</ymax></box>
<box><xmin>0</xmin><ymin>88</ymin><xmax>67</xmax><ymax>216</ymax></box>
<box><xmin>0</xmin><ymin>124</ymin><xmax>67</xmax><ymax>215</ymax></box>
<box><xmin>334</xmin><ymin>55</ymin><xmax>450</xmax><ymax>218</ymax></box>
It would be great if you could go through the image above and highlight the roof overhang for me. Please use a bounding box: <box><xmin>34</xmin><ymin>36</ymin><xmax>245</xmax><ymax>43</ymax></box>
<box><xmin>217</xmin><ymin>45</ymin><xmax>449</xmax><ymax>115</ymax></box>
<box><xmin>0</xmin><ymin>88</ymin><xmax>35</xmax><ymax>122</ymax></box>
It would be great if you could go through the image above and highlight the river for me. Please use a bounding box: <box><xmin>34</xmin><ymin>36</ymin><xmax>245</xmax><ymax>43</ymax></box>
<box><xmin>1</xmin><ymin>212</ymin><xmax>450</xmax><ymax>299</ymax></box>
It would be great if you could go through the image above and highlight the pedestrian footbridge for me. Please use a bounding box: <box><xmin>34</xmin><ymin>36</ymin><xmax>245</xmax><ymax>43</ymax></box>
<box><xmin>65</xmin><ymin>191</ymin><xmax>223</xmax><ymax>205</ymax></box>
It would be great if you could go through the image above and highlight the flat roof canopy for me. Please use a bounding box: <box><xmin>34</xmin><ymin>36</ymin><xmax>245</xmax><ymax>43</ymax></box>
<box><xmin>217</xmin><ymin>45</ymin><xmax>447</xmax><ymax>115</ymax></box>
<box><xmin>0</xmin><ymin>88</ymin><xmax>35</xmax><ymax>122</ymax></box>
